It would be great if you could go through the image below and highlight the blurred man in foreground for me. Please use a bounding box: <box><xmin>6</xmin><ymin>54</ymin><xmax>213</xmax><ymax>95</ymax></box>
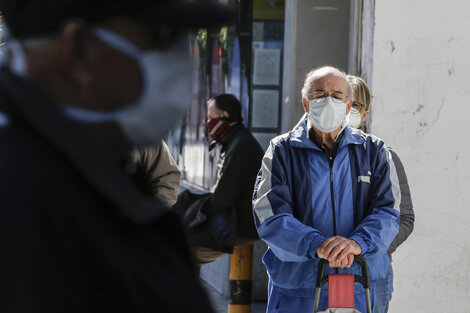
<box><xmin>0</xmin><ymin>0</ymin><xmax>233</xmax><ymax>311</ymax></box>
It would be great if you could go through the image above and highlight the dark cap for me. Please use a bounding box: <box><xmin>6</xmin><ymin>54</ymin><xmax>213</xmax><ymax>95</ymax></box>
<box><xmin>0</xmin><ymin>0</ymin><xmax>236</xmax><ymax>38</ymax></box>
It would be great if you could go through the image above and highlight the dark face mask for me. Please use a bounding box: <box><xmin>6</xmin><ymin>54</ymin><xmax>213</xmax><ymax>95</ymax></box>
<box><xmin>206</xmin><ymin>117</ymin><xmax>236</xmax><ymax>145</ymax></box>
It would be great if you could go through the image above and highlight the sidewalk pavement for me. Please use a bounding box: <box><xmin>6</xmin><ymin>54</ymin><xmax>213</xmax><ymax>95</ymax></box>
<box><xmin>202</xmin><ymin>280</ymin><xmax>267</xmax><ymax>313</ymax></box>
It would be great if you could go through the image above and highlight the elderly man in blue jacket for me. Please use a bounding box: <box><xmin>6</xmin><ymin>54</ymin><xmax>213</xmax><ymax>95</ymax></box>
<box><xmin>253</xmin><ymin>66</ymin><xmax>400</xmax><ymax>313</ymax></box>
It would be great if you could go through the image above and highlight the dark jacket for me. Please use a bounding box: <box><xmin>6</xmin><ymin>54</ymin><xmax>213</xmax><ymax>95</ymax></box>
<box><xmin>174</xmin><ymin>191</ymin><xmax>234</xmax><ymax>253</ymax></box>
<box><xmin>0</xmin><ymin>67</ymin><xmax>214</xmax><ymax>313</ymax></box>
<box><xmin>208</xmin><ymin>124</ymin><xmax>264</xmax><ymax>240</ymax></box>
<box><xmin>388</xmin><ymin>148</ymin><xmax>415</xmax><ymax>257</ymax></box>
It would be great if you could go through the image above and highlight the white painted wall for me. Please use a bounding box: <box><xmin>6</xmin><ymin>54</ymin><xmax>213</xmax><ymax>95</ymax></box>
<box><xmin>370</xmin><ymin>1</ymin><xmax>470</xmax><ymax>312</ymax></box>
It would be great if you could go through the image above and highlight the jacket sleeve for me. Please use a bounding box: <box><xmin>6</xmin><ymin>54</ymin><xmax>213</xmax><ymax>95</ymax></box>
<box><xmin>133</xmin><ymin>141</ymin><xmax>181</xmax><ymax>207</ymax></box>
<box><xmin>349</xmin><ymin>145</ymin><xmax>401</xmax><ymax>257</ymax></box>
<box><xmin>253</xmin><ymin>141</ymin><xmax>327</xmax><ymax>262</ymax></box>
<box><xmin>387</xmin><ymin>149</ymin><xmax>415</xmax><ymax>255</ymax></box>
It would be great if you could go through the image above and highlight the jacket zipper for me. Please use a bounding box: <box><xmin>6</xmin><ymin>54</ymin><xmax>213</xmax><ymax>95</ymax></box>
<box><xmin>319</xmin><ymin>142</ymin><xmax>339</xmax><ymax>272</ymax></box>
<box><xmin>328</xmin><ymin>155</ymin><xmax>339</xmax><ymax>274</ymax></box>
<box><xmin>328</xmin><ymin>155</ymin><xmax>338</xmax><ymax>237</ymax></box>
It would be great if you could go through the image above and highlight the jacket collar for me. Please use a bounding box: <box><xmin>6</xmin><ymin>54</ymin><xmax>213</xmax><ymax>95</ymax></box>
<box><xmin>289</xmin><ymin>116</ymin><xmax>363</xmax><ymax>151</ymax></box>
<box><xmin>222</xmin><ymin>123</ymin><xmax>243</xmax><ymax>150</ymax></box>
<box><xmin>0</xmin><ymin>66</ymin><xmax>171</xmax><ymax>224</ymax></box>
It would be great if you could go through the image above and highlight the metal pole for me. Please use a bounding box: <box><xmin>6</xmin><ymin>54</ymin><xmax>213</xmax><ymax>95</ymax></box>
<box><xmin>228</xmin><ymin>245</ymin><xmax>253</xmax><ymax>313</ymax></box>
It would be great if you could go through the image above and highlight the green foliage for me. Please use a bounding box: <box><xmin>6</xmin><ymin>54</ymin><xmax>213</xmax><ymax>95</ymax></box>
<box><xmin>219</xmin><ymin>26</ymin><xmax>227</xmax><ymax>50</ymax></box>
<box><xmin>197</xmin><ymin>28</ymin><xmax>207</xmax><ymax>50</ymax></box>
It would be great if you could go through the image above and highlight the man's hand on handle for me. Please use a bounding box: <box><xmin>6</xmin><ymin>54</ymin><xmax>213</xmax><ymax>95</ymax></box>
<box><xmin>316</xmin><ymin>236</ymin><xmax>361</xmax><ymax>268</ymax></box>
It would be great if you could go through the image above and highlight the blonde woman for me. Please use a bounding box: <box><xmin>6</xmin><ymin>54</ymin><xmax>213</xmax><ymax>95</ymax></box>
<box><xmin>347</xmin><ymin>75</ymin><xmax>415</xmax><ymax>313</ymax></box>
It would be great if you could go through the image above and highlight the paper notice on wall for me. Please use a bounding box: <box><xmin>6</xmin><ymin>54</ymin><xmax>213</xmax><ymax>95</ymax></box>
<box><xmin>253</xmin><ymin>48</ymin><xmax>281</xmax><ymax>86</ymax></box>
<box><xmin>252</xmin><ymin>22</ymin><xmax>264</xmax><ymax>41</ymax></box>
<box><xmin>252</xmin><ymin>89</ymin><xmax>279</xmax><ymax>128</ymax></box>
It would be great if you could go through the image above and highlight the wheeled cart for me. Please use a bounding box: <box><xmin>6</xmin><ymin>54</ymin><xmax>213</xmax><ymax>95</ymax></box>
<box><xmin>313</xmin><ymin>256</ymin><xmax>372</xmax><ymax>313</ymax></box>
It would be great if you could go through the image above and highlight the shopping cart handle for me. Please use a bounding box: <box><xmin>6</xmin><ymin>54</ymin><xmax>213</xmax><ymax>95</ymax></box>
<box><xmin>315</xmin><ymin>255</ymin><xmax>370</xmax><ymax>289</ymax></box>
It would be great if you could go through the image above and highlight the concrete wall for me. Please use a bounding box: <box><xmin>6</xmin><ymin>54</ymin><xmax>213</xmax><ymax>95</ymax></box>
<box><xmin>370</xmin><ymin>1</ymin><xmax>470</xmax><ymax>312</ymax></box>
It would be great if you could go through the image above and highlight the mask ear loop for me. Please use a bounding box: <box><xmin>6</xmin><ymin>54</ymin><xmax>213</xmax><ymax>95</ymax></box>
<box><xmin>91</xmin><ymin>27</ymin><xmax>141</xmax><ymax>58</ymax></box>
<box><xmin>6</xmin><ymin>39</ymin><xmax>29</xmax><ymax>77</ymax></box>
<box><xmin>334</xmin><ymin>112</ymin><xmax>350</xmax><ymax>142</ymax></box>
<box><xmin>333</xmin><ymin>97</ymin><xmax>352</xmax><ymax>141</ymax></box>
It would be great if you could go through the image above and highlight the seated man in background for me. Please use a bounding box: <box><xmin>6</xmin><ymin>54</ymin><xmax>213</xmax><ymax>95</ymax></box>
<box><xmin>177</xmin><ymin>94</ymin><xmax>264</xmax><ymax>265</ymax></box>
<box><xmin>347</xmin><ymin>75</ymin><xmax>415</xmax><ymax>313</ymax></box>
<box><xmin>253</xmin><ymin>66</ymin><xmax>400</xmax><ymax>313</ymax></box>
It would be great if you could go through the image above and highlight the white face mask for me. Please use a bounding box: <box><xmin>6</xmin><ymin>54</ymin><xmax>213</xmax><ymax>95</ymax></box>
<box><xmin>308</xmin><ymin>96</ymin><xmax>348</xmax><ymax>133</ymax></box>
<box><xmin>348</xmin><ymin>107</ymin><xmax>363</xmax><ymax>129</ymax></box>
<box><xmin>62</xmin><ymin>27</ymin><xmax>192</xmax><ymax>146</ymax></box>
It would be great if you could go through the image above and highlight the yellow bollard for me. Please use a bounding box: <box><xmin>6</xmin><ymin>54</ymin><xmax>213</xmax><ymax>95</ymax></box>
<box><xmin>228</xmin><ymin>244</ymin><xmax>253</xmax><ymax>313</ymax></box>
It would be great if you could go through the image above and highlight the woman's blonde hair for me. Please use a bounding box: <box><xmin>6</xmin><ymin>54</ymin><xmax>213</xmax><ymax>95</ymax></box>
<box><xmin>346</xmin><ymin>75</ymin><xmax>371</xmax><ymax>111</ymax></box>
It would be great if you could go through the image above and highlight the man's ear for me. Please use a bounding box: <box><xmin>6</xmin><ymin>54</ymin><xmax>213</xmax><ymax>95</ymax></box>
<box><xmin>57</xmin><ymin>21</ymin><xmax>94</xmax><ymax>87</ymax></box>
<box><xmin>302</xmin><ymin>97</ymin><xmax>309</xmax><ymax>113</ymax></box>
<box><xmin>345</xmin><ymin>99</ymin><xmax>353</xmax><ymax>115</ymax></box>
<box><xmin>361</xmin><ymin>110</ymin><xmax>369</xmax><ymax>124</ymax></box>
<box><xmin>222</xmin><ymin>111</ymin><xmax>230</xmax><ymax>119</ymax></box>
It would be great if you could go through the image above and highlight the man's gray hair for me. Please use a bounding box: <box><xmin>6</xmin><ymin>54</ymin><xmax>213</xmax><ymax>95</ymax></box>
<box><xmin>301</xmin><ymin>66</ymin><xmax>353</xmax><ymax>100</ymax></box>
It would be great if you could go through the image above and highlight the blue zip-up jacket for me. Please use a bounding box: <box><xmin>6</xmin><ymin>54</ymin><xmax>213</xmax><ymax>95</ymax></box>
<box><xmin>253</xmin><ymin>119</ymin><xmax>400</xmax><ymax>296</ymax></box>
